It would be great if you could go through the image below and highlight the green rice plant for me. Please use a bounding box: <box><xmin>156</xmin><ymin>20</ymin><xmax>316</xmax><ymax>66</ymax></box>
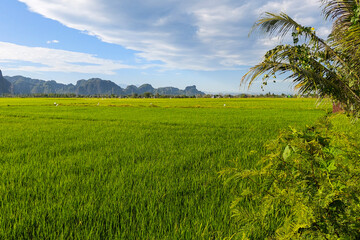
<box><xmin>0</xmin><ymin>98</ymin><xmax>328</xmax><ymax>239</ymax></box>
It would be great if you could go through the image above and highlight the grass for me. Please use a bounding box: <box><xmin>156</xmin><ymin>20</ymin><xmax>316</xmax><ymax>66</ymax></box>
<box><xmin>0</xmin><ymin>98</ymin><xmax>329</xmax><ymax>239</ymax></box>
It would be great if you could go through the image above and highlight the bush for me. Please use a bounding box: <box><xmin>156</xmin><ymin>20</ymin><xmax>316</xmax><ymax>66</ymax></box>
<box><xmin>223</xmin><ymin>116</ymin><xmax>360</xmax><ymax>239</ymax></box>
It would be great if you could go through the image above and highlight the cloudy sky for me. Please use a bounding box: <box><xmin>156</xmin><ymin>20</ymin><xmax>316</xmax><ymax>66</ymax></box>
<box><xmin>0</xmin><ymin>0</ymin><xmax>331</xmax><ymax>93</ymax></box>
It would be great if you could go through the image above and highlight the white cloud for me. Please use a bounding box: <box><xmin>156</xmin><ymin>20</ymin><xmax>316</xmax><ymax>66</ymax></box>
<box><xmin>255</xmin><ymin>0</ymin><xmax>321</xmax><ymax>19</ymax></box>
<box><xmin>258</xmin><ymin>37</ymin><xmax>283</xmax><ymax>47</ymax></box>
<box><xmin>317</xmin><ymin>26</ymin><xmax>332</xmax><ymax>38</ymax></box>
<box><xmin>0</xmin><ymin>41</ymin><xmax>138</xmax><ymax>74</ymax></box>
<box><xmin>46</xmin><ymin>39</ymin><xmax>59</xmax><ymax>44</ymax></box>
<box><xmin>18</xmin><ymin>0</ymin><xmax>330</xmax><ymax>71</ymax></box>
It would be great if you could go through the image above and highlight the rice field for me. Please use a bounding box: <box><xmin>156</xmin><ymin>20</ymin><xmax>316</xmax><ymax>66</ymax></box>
<box><xmin>0</xmin><ymin>98</ymin><xmax>329</xmax><ymax>239</ymax></box>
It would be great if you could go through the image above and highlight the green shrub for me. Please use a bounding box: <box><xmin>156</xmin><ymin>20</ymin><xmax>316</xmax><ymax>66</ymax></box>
<box><xmin>224</xmin><ymin>116</ymin><xmax>360</xmax><ymax>239</ymax></box>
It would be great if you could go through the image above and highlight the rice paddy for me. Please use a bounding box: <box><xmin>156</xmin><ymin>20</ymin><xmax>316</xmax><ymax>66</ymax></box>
<box><xmin>0</xmin><ymin>98</ymin><xmax>329</xmax><ymax>239</ymax></box>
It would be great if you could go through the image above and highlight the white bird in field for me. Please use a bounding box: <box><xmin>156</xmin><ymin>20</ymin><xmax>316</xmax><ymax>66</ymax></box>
<box><xmin>54</xmin><ymin>102</ymin><xmax>56</xmax><ymax>105</ymax></box>
<box><xmin>97</xmin><ymin>102</ymin><xmax>100</xmax><ymax>105</ymax></box>
<box><xmin>224</xmin><ymin>104</ymin><xmax>226</xmax><ymax>107</ymax></box>
<box><xmin>56</xmin><ymin>104</ymin><xmax>58</xmax><ymax>107</ymax></box>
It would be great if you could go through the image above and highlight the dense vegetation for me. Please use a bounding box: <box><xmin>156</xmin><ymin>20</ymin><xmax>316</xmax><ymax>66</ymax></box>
<box><xmin>232</xmin><ymin>0</ymin><xmax>360</xmax><ymax>238</ymax></box>
<box><xmin>0</xmin><ymin>98</ymin><xmax>327</xmax><ymax>239</ymax></box>
<box><xmin>224</xmin><ymin>115</ymin><xmax>360</xmax><ymax>239</ymax></box>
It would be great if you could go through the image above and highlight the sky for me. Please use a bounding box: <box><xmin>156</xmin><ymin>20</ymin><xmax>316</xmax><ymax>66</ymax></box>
<box><xmin>0</xmin><ymin>0</ymin><xmax>332</xmax><ymax>94</ymax></box>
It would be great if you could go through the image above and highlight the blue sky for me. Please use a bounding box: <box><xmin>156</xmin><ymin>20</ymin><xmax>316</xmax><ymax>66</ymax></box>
<box><xmin>0</xmin><ymin>0</ymin><xmax>331</xmax><ymax>93</ymax></box>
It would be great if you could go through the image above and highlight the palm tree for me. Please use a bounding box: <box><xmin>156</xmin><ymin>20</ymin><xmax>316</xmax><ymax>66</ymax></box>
<box><xmin>323</xmin><ymin>0</ymin><xmax>360</xmax><ymax>92</ymax></box>
<box><xmin>242</xmin><ymin>1</ymin><xmax>360</xmax><ymax>115</ymax></box>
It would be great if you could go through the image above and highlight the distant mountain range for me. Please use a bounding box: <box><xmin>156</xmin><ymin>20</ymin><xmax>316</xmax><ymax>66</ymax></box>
<box><xmin>0</xmin><ymin>71</ymin><xmax>205</xmax><ymax>96</ymax></box>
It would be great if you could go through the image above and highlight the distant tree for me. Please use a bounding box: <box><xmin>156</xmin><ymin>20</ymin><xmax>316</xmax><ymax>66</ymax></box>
<box><xmin>143</xmin><ymin>92</ymin><xmax>152</xmax><ymax>98</ymax></box>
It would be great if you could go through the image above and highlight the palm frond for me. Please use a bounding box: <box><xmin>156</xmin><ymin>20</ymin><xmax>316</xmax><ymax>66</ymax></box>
<box><xmin>322</xmin><ymin>0</ymin><xmax>358</xmax><ymax>23</ymax></box>
<box><xmin>250</xmin><ymin>12</ymin><xmax>360</xmax><ymax>83</ymax></box>
<box><xmin>250</xmin><ymin>12</ymin><xmax>300</xmax><ymax>38</ymax></box>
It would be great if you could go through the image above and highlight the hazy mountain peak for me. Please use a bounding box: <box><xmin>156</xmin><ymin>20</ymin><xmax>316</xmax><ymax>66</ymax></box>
<box><xmin>0</xmin><ymin>69</ymin><xmax>11</xmax><ymax>94</ymax></box>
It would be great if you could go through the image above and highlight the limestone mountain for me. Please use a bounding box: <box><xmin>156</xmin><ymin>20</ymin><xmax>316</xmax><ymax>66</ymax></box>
<box><xmin>5</xmin><ymin>75</ymin><xmax>75</xmax><ymax>94</ymax></box>
<box><xmin>124</xmin><ymin>85</ymin><xmax>139</xmax><ymax>95</ymax></box>
<box><xmin>0</xmin><ymin>70</ymin><xmax>11</xmax><ymax>94</ymax></box>
<box><xmin>156</xmin><ymin>87</ymin><xmax>184</xmax><ymax>95</ymax></box>
<box><xmin>75</xmin><ymin>78</ymin><xmax>122</xmax><ymax>95</ymax></box>
<box><xmin>184</xmin><ymin>85</ymin><xmax>202</xmax><ymax>96</ymax></box>
<box><xmin>138</xmin><ymin>84</ymin><xmax>155</xmax><ymax>93</ymax></box>
<box><xmin>3</xmin><ymin>74</ymin><xmax>205</xmax><ymax>96</ymax></box>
